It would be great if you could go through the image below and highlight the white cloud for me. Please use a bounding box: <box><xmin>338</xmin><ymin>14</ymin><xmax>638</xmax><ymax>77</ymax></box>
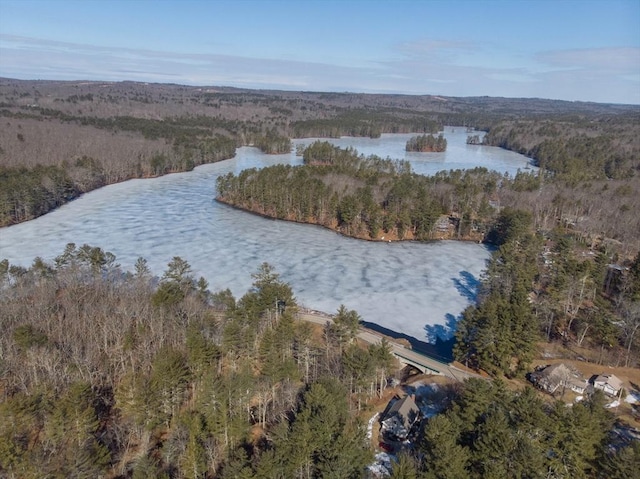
<box><xmin>396</xmin><ymin>39</ymin><xmax>477</xmax><ymax>58</ymax></box>
<box><xmin>1</xmin><ymin>34</ymin><xmax>638</xmax><ymax>103</ymax></box>
<box><xmin>536</xmin><ymin>47</ymin><xmax>640</xmax><ymax>72</ymax></box>
<box><xmin>486</xmin><ymin>72</ymin><xmax>537</xmax><ymax>83</ymax></box>
<box><xmin>0</xmin><ymin>34</ymin><xmax>364</xmax><ymax>89</ymax></box>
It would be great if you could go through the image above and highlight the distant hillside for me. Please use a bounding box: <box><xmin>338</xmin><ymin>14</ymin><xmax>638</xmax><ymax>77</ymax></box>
<box><xmin>2</xmin><ymin>77</ymin><xmax>637</xmax><ymax>121</ymax></box>
<box><xmin>1</xmin><ymin>78</ymin><xmax>638</xmax><ymax>227</ymax></box>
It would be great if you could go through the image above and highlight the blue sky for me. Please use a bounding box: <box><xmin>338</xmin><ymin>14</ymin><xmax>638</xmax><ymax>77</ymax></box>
<box><xmin>1</xmin><ymin>0</ymin><xmax>639</xmax><ymax>104</ymax></box>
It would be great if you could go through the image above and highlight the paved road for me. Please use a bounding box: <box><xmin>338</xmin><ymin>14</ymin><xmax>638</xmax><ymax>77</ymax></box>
<box><xmin>297</xmin><ymin>311</ymin><xmax>482</xmax><ymax>382</ymax></box>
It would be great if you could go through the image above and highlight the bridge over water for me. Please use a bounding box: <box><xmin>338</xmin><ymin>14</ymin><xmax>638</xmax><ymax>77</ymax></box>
<box><xmin>298</xmin><ymin>311</ymin><xmax>482</xmax><ymax>382</ymax></box>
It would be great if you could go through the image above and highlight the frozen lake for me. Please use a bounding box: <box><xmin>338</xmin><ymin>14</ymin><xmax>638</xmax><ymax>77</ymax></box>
<box><xmin>0</xmin><ymin>128</ymin><xmax>533</xmax><ymax>343</ymax></box>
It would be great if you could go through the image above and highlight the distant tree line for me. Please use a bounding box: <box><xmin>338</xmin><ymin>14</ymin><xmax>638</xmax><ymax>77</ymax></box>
<box><xmin>482</xmin><ymin>116</ymin><xmax>640</xmax><ymax>181</ymax></box>
<box><xmin>0</xmin><ymin>164</ymin><xmax>82</xmax><ymax>225</ymax></box>
<box><xmin>252</xmin><ymin>128</ymin><xmax>292</xmax><ymax>154</ymax></box>
<box><xmin>291</xmin><ymin>111</ymin><xmax>442</xmax><ymax>139</ymax></box>
<box><xmin>0</xmin><ymin>131</ymin><xmax>237</xmax><ymax>226</ymax></box>
<box><xmin>466</xmin><ymin>134</ymin><xmax>481</xmax><ymax>145</ymax></box>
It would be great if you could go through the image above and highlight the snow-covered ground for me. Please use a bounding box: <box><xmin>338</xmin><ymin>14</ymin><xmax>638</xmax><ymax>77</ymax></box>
<box><xmin>367</xmin><ymin>413</ymin><xmax>380</xmax><ymax>440</ymax></box>
<box><xmin>625</xmin><ymin>390</ymin><xmax>640</xmax><ymax>405</ymax></box>
<box><xmin>606</xmin><ymin>389</ymin><xmax>640</xmax><ymax>408</ymax></box>
<box><xmin>368</xmin><ymin>453</ymin><xmax>393</xmax><ymax>478</ymax></box>
<box><xmin>409</xmin><ymin>382</ymin><xmax>445</xmax><ymax>419</ymax></box>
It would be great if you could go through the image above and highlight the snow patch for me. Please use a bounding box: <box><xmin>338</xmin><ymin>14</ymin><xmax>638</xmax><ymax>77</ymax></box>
<box><xmin>368</xmin><ymin>452</ymin><xmax>393</xmax><ymax>478</ymax></box>
<box><xmin>407</xmin><ymin>382</ymin><xmax>445</xmax><ymax>419</ymax></box>
<box><xmin>367</xmin><ymin>412</ymin><xmax>379</xmax><ymax>440</ymax></box>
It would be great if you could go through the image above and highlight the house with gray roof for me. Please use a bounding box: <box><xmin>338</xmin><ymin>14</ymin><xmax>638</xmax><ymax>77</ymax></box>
<box><xmin>592</xmin><ymin>374</ymin><xmax>623</xmax><ymax>397</ymax></box>
<box><xmin>528</xmin><ymin>363</ymin><xmax>587</xmax><ymax>395</ymax></box>
<box><xmin>380</xmin><ymin>394</ymin><xmax>420</xmax><ymax>440</ymax></box>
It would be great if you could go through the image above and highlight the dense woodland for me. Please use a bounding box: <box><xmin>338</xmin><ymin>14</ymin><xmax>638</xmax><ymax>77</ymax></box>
<box><xmin>1</xmin><ymin>78</ymin><xmax>640</xmax><ymax>477</ymax></box>
<box><xmin>1</xmin><ymin>247</ymin><xmax>638</xmax><ymax>478</ymax></box>
<box><xmin>0</xmin><ymin>247</ymin><xmax>394</xmax><ymax>478</ymax></box>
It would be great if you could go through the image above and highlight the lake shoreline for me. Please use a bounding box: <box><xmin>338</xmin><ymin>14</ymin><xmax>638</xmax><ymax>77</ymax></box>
<box><xmin>1</xmin><ymin>131</ymin><xmax>499</xmax><ymax>343</ymax></box>
<box><xmin>1</xmin><ymin>130</ymin><xmax>530</xmax><ymax>229</ymax></box>
<box><xmin>215</xmin><ymin>196</ymin><xmax>487</xmax><ymax>245</ymax></box>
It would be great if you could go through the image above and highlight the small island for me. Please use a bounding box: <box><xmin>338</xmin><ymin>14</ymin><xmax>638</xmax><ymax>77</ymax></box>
<box><xmin>466</xmin><ymin>134</ymin><xmax>482</xmax><ymax>145</ymax></box>
<box><xmin>405</xmin><ymin>133</ymin><xmax>447</xmax><ymax>152</ymax></box>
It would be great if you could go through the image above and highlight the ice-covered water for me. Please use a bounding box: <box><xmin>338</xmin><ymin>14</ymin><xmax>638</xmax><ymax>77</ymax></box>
<box><xmin>0</xmin><ymin>128</ymin><xmax>533</xmax><ymax>342</ymax></box>
<box><xmin>295</xmin><ymin>128</ymin><xmax>535</xmax><ymax>177</ymax></box>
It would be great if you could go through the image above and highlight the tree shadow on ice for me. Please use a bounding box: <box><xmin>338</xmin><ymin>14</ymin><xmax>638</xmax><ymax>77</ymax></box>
<box><xmin>360</xmin><ymin>320</ymin><xmax>455</xmax><ymax>363</ymax></box>
<box><xmin>360</xmin><ymin>270</ymin><xmax>482</xmax><ymax>364</ymax></box>
<box><xmin>452</xmin><ymin>270</ymin><xmax>481</xmax><ymax>302</ymax></box>
<box><xmin>420</xmin><ymin>270</ymin><xmax>482</xmax><ymax>361</ymax></box>
<box><xmin>423</xmin><ymin>313</ymin><xmax>460</xmax><ymax>344</ymax></box>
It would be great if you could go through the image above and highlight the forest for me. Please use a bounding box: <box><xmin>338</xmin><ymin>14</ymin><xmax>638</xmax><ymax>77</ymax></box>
<box><xmin>1</xmin><ymin>246</ymin><xmax>638</xmax><ymax>478</ymax></box>
<box><xmin>1</xmin><ymin>78</ymin><xmax>640</xmax><ymax>477</ymax></box>
<box><xmin>0</xmin><ymin>246</ymin><xmax>394</xmax><ymax>478</ymax></box>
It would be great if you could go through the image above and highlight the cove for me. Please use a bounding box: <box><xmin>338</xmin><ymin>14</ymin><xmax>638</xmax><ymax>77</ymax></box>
<box><xmin>0</xmin><ymin>128</ymin><xmax>533</xmax><ymax>344</ymax></box>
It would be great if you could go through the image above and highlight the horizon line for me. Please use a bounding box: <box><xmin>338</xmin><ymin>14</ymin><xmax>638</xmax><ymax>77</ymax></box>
<box><xmin>2</xmin><ymin>76</ymin><xmax>639</xmax><ymax>107</ymax></box>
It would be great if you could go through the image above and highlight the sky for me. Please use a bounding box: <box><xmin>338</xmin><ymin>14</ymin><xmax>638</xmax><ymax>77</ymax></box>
<box><xmin>0</xmin><ymin>0</ymin><xmax>639</xmax><ymax>104</ymax></box>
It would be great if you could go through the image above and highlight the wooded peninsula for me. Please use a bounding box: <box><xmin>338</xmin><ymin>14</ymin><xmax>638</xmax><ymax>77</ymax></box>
<box><xmin>1</xmin><ymin>78</ymin><xmax>639</xmax><ymax>478</ymax></box>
